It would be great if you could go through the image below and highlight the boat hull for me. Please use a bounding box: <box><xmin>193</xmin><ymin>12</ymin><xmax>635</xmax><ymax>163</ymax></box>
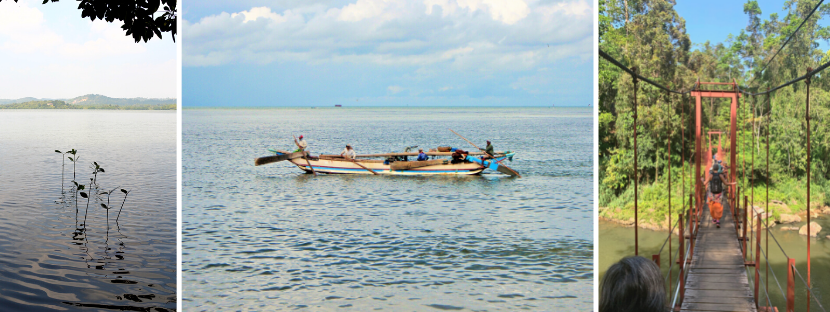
<box><xmin>288</xmin><ymin>158</ymin><xmax>484</xmax><ymax>175</ymax></box>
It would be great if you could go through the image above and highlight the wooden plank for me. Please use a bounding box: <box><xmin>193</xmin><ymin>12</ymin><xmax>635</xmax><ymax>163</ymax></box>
<box><xmin>682</xmin><ymin>289</ymin><xmax>753</xmax><ymax>299</ymax></box>
<box><xmin>389</xmin><ymin>159</ymin><xmax>447</xmax><ymax>170</ymax></box>
<box><xmin>681</xmin><ymin>302</ymin><xmax>756</xmax><ymax>311</ymax></box>
<box><xmin>681</xmin><ymin>200</ymin><xmax>756</xmax><ymax>312</ymax></box>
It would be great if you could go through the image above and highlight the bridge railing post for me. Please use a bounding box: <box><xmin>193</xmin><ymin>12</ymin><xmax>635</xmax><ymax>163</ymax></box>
<box><xmin>755</xmin><ymin>213</ymin><xmax>761</xmax><ymax>309</ymax></box>
<box><xmin>688</xmin><ymin>195</ymin><xmax>695</xmax><ymax>263</ymax></box>
<box><xmin>787</xmin><ymin>258</ymin><xmax>795</xmax><ymax>312</ymax></box>
<box><xmin>677</xmin><ymin>212</ymin><xmax>685</xmax><ymax>311</ymax></box>
<box><xmin>741</xmin><ymin>195</ymin><xmax>749</xmax><ymax>261</ymax></box>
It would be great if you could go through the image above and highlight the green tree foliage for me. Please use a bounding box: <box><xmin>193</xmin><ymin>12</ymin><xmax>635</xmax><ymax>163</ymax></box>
<box><xmin>600</xmin><ymin>0</ymin><xmax>830</xmax><ymax>222</ymax></box>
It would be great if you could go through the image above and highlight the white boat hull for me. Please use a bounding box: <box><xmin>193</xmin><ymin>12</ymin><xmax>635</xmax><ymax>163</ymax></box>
<box><xmin>288</xmin><ymin>158</ymin><xmax>484</xmax><ymax>175</ymax></box>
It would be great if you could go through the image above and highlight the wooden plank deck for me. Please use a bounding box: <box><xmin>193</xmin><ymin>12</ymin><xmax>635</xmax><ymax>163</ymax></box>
<box><xmin>681</xmin><ymin>200</ymin><xmax>757</xmax><ymax>312</ymax></box>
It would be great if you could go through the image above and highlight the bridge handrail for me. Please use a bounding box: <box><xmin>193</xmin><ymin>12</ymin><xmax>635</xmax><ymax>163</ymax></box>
<box><xmin>657</xmin><ymin>217</ymin><xmax>681</xmax><ymax>256</ymax></box>
<box><xmin>745</xmin><ymin>205</ymin><xmax>826</xmax><ymax>312</ymax></box>
<box><xmin>668</xmin><ymin>237</ymin><xmax>693</xmax><ymax>310</ymax></box>
<box><xmin>754</xmin><ymin>244</ymin><xmax>788</xmax><ymax>309</ymax></box>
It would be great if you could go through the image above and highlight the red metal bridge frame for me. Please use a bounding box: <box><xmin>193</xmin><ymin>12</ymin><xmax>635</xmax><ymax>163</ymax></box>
<box><xmin>690</xmin><ymin>82</ymin><xmax>740</xmax><ymax>213</ymax></box>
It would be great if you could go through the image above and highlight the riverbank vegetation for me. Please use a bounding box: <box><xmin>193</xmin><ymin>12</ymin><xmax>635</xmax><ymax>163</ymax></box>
<box><xmin>599</xmin><ymin>0</ymin><xmax>830</xmax><ymax>228</ymax></box>
<box><xmin>0</xmin><ymin>100</ymin><xmax>175</xmax><ymax>110</ymax></box>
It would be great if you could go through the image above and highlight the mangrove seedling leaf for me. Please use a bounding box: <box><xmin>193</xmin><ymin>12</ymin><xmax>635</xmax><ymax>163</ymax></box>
<box><xmin>100</xmin><ymin>204</ymin><xmax>107</xmax><ymax>209</ymax></box>
<box><xmin>55</xmin><ymin>150</ymin><xmax>61</xmax><ymax>153</ymax></box>
<box><xmin>121</xmin><ymin>189</ymin><xmax>128</xmax><ymax>194</ymax></box>
<box><xmin>80</xmin><ymin>192</ymin><xmax>88</xmax><ymax>198</ymax></box>
<box><xmin>99</xmin><ymin>168</ymin><xmax>105</xmax><ymax>173</ymax></box>
<box><xmin>78</xmin><ymin>185</ymin><xmax>85</xmax><ymax>190</ymax></box>
<box><xmin>68</xmin><ymin>157</ymin><xmax>73</xmax><ymax>161</ymax></box>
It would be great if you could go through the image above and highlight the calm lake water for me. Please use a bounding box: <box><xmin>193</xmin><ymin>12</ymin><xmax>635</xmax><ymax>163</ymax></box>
<box><xmin>600</xmin><ymin>215</ymin><xmax>830</xmax><ymax>310</ymax></box>
<box><xmin>182</xmin><ymin>107</ymin><xmax>593</xmax><ymax>311</ymax></box>
<box><xmin>0</xmin><ymin>110</ymin><xmax>177</xmax><ymax>311</ymax></box>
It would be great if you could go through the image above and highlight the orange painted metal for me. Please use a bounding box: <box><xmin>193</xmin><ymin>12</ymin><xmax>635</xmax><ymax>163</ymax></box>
<box><xmin>677</xmin><ymin>212</ymin><xmax>685</xmax><ymax>311</ymax></box>
<box><xmin>805</xmin><ymin>68</ymin><xmax>812</xmax><ymax>311</ymax></box>
<box><xmin>754</xmin><ymin>213</ymin><xmax>761</xmax><ymax>308</ymax></box>
<box><xmin>787</xmin><ymin>258</ymin><xmax>795</xmax><ymax>312</ymax></box>
<box><xmin>633</xmin><ymin>68</ymin><xmax>639</xmax><ymax>256</ymax></box>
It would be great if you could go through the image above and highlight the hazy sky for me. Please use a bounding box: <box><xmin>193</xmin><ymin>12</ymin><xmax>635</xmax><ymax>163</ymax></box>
<box><xmin>0</xmin><ymin>0</ymin><xmax>176</xmax><ymax>99</ymax></box>
<box><xmin>182</xmin><ymin>0</ymin><xmax>593</xmax><ymax>107</ymax></box>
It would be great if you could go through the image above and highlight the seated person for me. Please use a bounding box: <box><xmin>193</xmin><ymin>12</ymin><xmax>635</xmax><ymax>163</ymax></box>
<box><xmin>417</xmin><ymin>149</ymin><xmax>428</xmax><ymax>161</ymax></box>
<box><xmin>451</xmin><ymin>149</ymin><xmax>469</xmax><ymax>164</ymax></box>
<box><xmin>340</xmin><ymin>144</ymin><xmax>356</xmax><ymax>159</ymax></box>
<box><xmin>599</xmin><ymin>256</ymin><xmax>666</xmax><ymax>312</ymax></box>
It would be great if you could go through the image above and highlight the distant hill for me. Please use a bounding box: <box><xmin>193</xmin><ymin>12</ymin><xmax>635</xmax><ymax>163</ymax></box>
<box><xmin>0</xmin><ymin>94</ymin><xmax>175</xmax><ymax>106</ymax></box>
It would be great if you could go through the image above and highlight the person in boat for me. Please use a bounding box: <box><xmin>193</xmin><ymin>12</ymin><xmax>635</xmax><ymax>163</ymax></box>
<box><xmin>451</xmin><ymin>148</ymin><xmax>469</xmax><ymax>164</ymax></box>
<box><xmin>599</xmin><ymin>256</ymin><xmax>666</xmax><ymax>312</ymax></box>
<box><xmin>703</xmin><ymin>159</ymin><xmax>728</xmax><ymax>228</ymax></box>
<box><xmin>341</xmin><ymin>144</ymin><xmax>356</xmax><ymax>159</ymax></box>
<box><xmin>417</xmin><ymin>148</ymin><xmax>428</xmax><ymax>161</ymax></box>
<box><xmin>294</xmin><ymin>135</ymin><xmax>308</xmax><ymax>152</ymax></box>
<box><xmin>480</xmin><ymin>140</ymin><xmax>494</xmax><ymax>159</ymax></box>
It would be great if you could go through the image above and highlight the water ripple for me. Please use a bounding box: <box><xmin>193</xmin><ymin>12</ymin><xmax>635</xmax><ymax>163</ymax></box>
<box><xmin>183</xmin><ymin>108</ymin><xmax>593</xmax><ymax>310</ymax></box>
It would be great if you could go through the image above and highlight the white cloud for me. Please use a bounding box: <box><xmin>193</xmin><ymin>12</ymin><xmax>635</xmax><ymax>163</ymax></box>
<box><xmin>183</xmin><ymin>0</ymin><xmax>592</xmax><ymax>73</ymax></box>
<box><xmin>387</xmin><ymin>85</ymin><xmax>404</xmax><ymax>94</ymax></box>
<box><xmin>338</xmin><ymin>0</ymin><xmax>402</xmax><ymax>22</ymax></box>
<box><xmin>424</xmin><ymin>0</ymin><xmax>531</xmax><ymax>24</ymax></box>
<box><xmin>231</xmin><ymin>7</ymin><xmax>287</xmax><ymax>23</ymax></box>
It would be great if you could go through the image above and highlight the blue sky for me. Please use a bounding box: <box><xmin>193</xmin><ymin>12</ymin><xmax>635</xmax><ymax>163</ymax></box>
<box><xmin>0</xmin><ymin>0</ymin><xmax>176</xmax><ymax>99</ymax></box>
<box><xmin>675</xmin><ymin>0</ymin><xmax>829</xmax><ymax>51</ymax></box>
<box><xmin>182</xmin><ymin>0</ymin><xmax>593</xmax><ymax>107</ymax></box>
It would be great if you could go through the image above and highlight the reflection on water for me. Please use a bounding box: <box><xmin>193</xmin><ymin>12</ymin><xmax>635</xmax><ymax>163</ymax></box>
<box><xmin>599</xmin><ymin>216</ymin><xmax>830</xmax><ymax>311</ymax></box>
<box><xmin>0</xmin><ymin>110</ymin><xmax>176</xmax><ymax>311</ymax></box>
<box><xmin>183</xmin><ymin>107</ymin><xmax>594</xmax><ymax>310</ymax></box>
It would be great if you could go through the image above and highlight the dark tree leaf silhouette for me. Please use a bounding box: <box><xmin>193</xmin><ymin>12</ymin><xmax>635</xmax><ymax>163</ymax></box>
<box><xmin>1</xmin><ymin>0</ymin><xmax>177</xmax><ymax>43</ymax></box>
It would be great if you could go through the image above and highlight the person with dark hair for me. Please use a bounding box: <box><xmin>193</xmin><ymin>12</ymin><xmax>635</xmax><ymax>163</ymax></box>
<box><xmin>451</xmin><ymin>148</ymin><xmax>469</xmax><ymax>164</ymax></box>
<box><xmin>480</xmin><ymin>140</ymin><xmax>494</xmax><ymax>159</ymax></box>
<box><xmin>416</xmin><ymin>148</ymin><xmax>428</xmax><ymax>161</ymax></box>
<box><xmin>599</xmin><ymin>256</ymin><xmax>666</xmax><ymax>312</ymax></box>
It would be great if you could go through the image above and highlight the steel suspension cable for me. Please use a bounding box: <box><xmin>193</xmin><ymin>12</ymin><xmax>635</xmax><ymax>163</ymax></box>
<box><xmin>742</xmin><ymin>58</ymin><xmax>830</xmax><ymax>95</ymax></box>
<box><xmin>599</xmin><ymin>49</ymin><xmax>695</xmax><ymax>95</ymax></box>
<box><xmin>748</xmin><ymin>0</ymin><xmax>825</xmax><ymax>87</ymax></box>
<box><xmin>792</xmin><ymin>262</ymin><xmax>828</xmax><ymax>312</ymax></box>
<box><xmin>758</xmin><ymin>244</ymin><xmax>789</xmax><ymax>308</ymax></box>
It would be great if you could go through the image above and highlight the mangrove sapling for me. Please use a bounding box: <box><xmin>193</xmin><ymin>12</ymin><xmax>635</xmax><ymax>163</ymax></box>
<box><xmin>101</xmin><ymin>187</ymin><xmax>119</xmax><ymax>229</ymax></box>
<box><xmin>67</xmin><ymin>149</ymin><xmax>78</xmax><ymax>183</ymax></box>
<box><xmin>55</xmin><ymin>150</ymin><xmax>66</xmax><ymax>193</ymax></box>
<box><xmin>116</xmin><ymin>189</ymin><xmax>130</xmax><ymax>224</ymax></box>
<box><xmin>81</xmin><ymin>178</ymin><xmax>93</xmax><ymax>229</ymax></box>
<box><xmin>91</xmin><ymin>162</ymin><xmax>104</xmax><ymax>186</ymax></box>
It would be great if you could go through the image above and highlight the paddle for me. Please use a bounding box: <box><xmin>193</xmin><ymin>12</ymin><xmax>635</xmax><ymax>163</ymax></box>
<box><xmin>293</xmin><ymin>135</ymin><xmax>317</xmax><ymax>176</ymax></box>
<box><xmin>254</xmin><ymin>151</ymin><xmax>305</xmax><ymax>166</ymax></box>
<box><xmin>347</xmin><ymin>158</ymin><xmax>379</xmax><ymax>175</ymax></box>
<box><xmin>449</xmin><ymin>129</ymin><xmax>521</xmax><ymax>178</ymax></box>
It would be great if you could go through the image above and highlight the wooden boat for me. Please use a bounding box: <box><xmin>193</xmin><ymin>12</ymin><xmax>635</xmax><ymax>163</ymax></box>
<box><xmin>256</xmin><ymin>149</ymin><xmax>519</xmax><ymax>176</ymax></box>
